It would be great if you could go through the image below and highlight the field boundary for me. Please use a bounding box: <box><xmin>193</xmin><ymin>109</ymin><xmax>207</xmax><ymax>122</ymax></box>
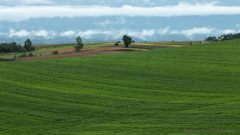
<box><xmin>14</xmin><ymin>51</ymin><xmax>131</xmax><ymax>61</ymax></box>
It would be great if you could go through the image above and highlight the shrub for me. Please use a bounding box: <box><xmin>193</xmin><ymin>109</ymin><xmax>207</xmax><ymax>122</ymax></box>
<box><xmin>18</xmin><ymin>53</ymin><xmax>28</xmax><ymax>58</ymax></box>
<box><xmin>53</xmin><ymin>50</ymin><xmax>58</xmax><ymax>55</ymax></box>
<box><xmin>29</xmin><ymin>53</ymin><xmax>34</xmax><ymax>57</ymax></box>
<box><xmin>115</xmin><ymin>42</ymin><xmax>119</xmax><ymax>46</ymax></box>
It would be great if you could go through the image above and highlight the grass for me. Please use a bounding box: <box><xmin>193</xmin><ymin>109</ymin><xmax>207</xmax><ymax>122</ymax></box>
<box><xmin>0</xmin><ymin>39</ymin><xmax>240</xmax><ymax>134</ymax></box>
<box><xmin>0</xmin><ymin>53</ymin><xmax>52</xmax><ymax>59</ymax></box>
<box><xmin>146</xmin><ymin>41</ymin><xmax>210</xmax><ymax>45</ymax></box>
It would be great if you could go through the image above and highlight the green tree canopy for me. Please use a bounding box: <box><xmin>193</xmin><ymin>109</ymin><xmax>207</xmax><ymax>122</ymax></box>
<box><xmin>24</xmin><ymin>39</ymin><xmax>32</xmax><ymax>51</ymax></box>
<box><xmin>122</xmin><ymin>35</ymin><xmax>132</xmax><ymax>48</ymax></box>
<box><xmin>75</xmin><ymin>36</ymin><xmax>84</xmax><ymax>52</ymax></box>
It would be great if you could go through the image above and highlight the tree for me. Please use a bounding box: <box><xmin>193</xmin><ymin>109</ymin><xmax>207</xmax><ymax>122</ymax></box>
<box><xmin>132</xmin><ymin>40</ymin><xmax>135</xmax><ymax>43</ymax></box>
<box><xmin>115</xmin><ymin>42</ymin><xmax>119</xmax><ymax>46</ymax></box>
<box><xmin>75</xmin><ymin>36</ymin><xmax>84</xmax><ymax>52</ymax></box>
<box><xmin>24</xmin><ymin>39</ymin><xmax>32</xmax><ymax>51</ymax></box>
<box><xmin>122</xmin><ymin>35</ymin><xmax>132</xmax><ymax>48</ymax></box>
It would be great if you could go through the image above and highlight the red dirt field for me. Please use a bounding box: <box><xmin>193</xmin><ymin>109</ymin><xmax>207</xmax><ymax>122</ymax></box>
<box><xmin>14</xmin><ymin>51</ymin><xmax>132</xmax><ymax>61</ymax></box>
<box><xmin>13</xmin><ymin>46</ymin><xmax>146</xmax><ymax>61</ymax></box>
<box><xmin>32</xmin><ymin>46</ymin><xmax>145</xmax><ymax>53</ymax></box>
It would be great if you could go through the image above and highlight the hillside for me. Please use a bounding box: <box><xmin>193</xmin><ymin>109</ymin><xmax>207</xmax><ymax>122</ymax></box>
<box><xmin>0</xmin><ymin>39</ymin><xmax>240</xmax><ymax>134</ymax></box>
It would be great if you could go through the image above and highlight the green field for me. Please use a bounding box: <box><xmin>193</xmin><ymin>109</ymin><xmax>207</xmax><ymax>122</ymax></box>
<box><xmin>0</xmin><ymin>39</ymin><xmax>239</xmax><ymax>134</ymax></box>
<box><xmin>0</xmin><ymin>53</ymin><xmax>52</xmax><ymax>59</ymax></box>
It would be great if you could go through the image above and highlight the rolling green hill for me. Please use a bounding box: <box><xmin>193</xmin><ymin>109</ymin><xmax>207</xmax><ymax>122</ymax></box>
<box><xmin>0</xmin><ymin>39</ymin><xmax>240</xmax><ymax>134</ymax></box>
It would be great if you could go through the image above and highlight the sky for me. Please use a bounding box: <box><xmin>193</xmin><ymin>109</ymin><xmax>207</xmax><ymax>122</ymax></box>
<box><xmin>0</xmin><ymin>0</ymin><xmax>240</xmax><ymax>44</ymax></box>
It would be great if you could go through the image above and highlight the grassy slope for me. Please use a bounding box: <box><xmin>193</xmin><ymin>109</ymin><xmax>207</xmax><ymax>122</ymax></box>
<box><xmin>0</xmin><ymin>39</ymin><xmax>240</xmax><ymax>134</ymax></box>
<box><xmin>0</xmin><ymin>53</ymin><xmax>52</xmax><ymax>59</ymax></box>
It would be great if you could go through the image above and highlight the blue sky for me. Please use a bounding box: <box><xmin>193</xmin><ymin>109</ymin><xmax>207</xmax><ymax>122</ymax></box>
<box><xmin>0</xmin><ymin>0</ymin><xmax>240</xmax><ymax>43</ymax></box>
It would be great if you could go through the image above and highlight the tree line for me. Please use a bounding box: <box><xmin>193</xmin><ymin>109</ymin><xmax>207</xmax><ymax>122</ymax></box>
<box><xmin>205</xmin><ymin>32</ymin><xmax>240</xmax><ymax>41</ymax></box>
<box><xmin>0</xmin><ymin>39</ymin><xmax>35</xmax><ymax>53</ymax></box>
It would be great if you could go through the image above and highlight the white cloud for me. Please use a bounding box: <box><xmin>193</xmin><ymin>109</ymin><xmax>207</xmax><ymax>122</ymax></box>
<box><xmin>60</xmin><ymin>30</ymin><xmax>76</xmax><ymax>37</ymax></box>
<box><xmin>59</xmin><ymin>29</ymin><xmax>157</xmax><ymax>40</ymax></box>
<box><xmin>8</xmin><ymin>29</ymin><xmax>56</xmax><ymax>38</ymax></box>
<box><xmin>116</xmin><ymin>17</ymin><xmax>126</xmax><ymax>24</ymax></box>
<box><xmin>170</xmin><ymin>30</ymin><xmax>178</xmax><ymax>34</ymax></box>
<box><xmin>32</xmin><ymin>30</ymin><xmax>56</xmax><ymax>38</ymax></box>
<box><xmin>1</xmin><ymin>0</ymin><xmax>55</xmax><ymax>5</ymax></box>
<box><xmin>236</xmin><ymin>23</ymin><xmax>240</xmax><ymax>27</ymax></box>
<box><xmin>95</xmin><ymin>17</ymin><xmax>126</xmax><ymax>27</ymax></box>
<box><xmin>1</xmin><ymin>2</ymin><xmax>240</xmax><ymax>22</ymax></box>
<box><xmin>181</xmin><ymin>27</ymin><xmax>214</xmax><ymax>38</ymax></box>
<box><xmin>141</xmin><ymin>0</ymin><xmax>155</xmax><ymax>6</ymax></box>
<box><xmin>94</xmin><ymin>19</ymin><xmax>115</xmax><ymax>27</ymax></box>
<box><xmin>131</xmin><ymin>0</ymin><xmax>155</xmax><ymax>6</ymax></box>
<box><xmin>139</xmin><ymin>29</ymin><xmax>155</xmax><ymax>37</ymax></box>
<box><xmin>157</xmin><ymin>26</ymin><xmax>169</xmax><ymax>35</ymax></box>
<box><xmin>218</xmin><ymin>29</ymin><xmax>236</xmax><ymax>34</ymax></box>
<box><xmin>77</xmin><ymin>30</ymin><xmax>111</xmax><ymax>39</ymax></box>
<box><xmin>32</xmin><ymin>30</ymin><xmax>47</xmax><ymax>37</ymax></box>
<box><xmin>5</xmin><ymin>27</ymin><xmax>240</xmax><ymax>41</ymax></box>
<box><xmin>9</xmin><ymin>29</ymin><xmax>30</xmax><ymax>37</ymax></box>
<box><xmin>21</xmin><ymin>0</ymin><xmax>54</xmax><ymax>4</ymax></box>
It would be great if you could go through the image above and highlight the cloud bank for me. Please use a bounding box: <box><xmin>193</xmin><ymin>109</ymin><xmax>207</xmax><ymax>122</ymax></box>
<box><xmin>8</xmin><ymin>29</ymin><xmax>56</xmax><ymax>38</ymax></box>
<box><xmin>5</xmin><ymin>27</ymin><xmax>238</xmax><ymax>40</ymax></box>
<box><xmin>1</xmin><ymin>1</ymin><xmax>240</xmax><ymax>22</ymax></box>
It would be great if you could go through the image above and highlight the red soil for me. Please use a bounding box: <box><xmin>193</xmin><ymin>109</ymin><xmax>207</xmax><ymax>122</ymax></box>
<box><xmin>14</xmin><ymin>51</ymin><xmax>131</xmax><ymax>61</ymax></box>
<box><xmin>14</xmin><ymin>46</ymin><xmax>146</xmax><ymax>61</ymax></box>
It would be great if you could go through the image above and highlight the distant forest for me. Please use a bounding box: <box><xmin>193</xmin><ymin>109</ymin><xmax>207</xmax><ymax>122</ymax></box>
<box><xmin>206</xmin><ymin>32</ymin><xmax>240</xmax><ymax>41</ymax></box>
<box><xmin>0</xmin><ymin>39</ymin><xmax>35</xmax><ymax>53</ymax></box>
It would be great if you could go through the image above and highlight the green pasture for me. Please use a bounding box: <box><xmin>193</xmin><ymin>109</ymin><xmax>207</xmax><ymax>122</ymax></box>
<box><xmin>0</xmin><ymin>53</ymin><xmax>52</xmax><ymax>59</ymax></box>
<box><xmin>0</xmin><ymin>39</ymin><xmax>240</xmax><ymax>134</ymax></box>
<box><xmin>143</xmin><ymin>41</ymin><xmax>204</xmax><ymax>45</ymax></box>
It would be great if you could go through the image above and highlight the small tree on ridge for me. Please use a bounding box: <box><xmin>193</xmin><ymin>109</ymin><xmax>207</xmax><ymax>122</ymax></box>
<box><xmin>75</xmin><ymin>36</ymin><xmax>84</xmax><ymax>52</ymax></box>
<box><xmin>122</xmin><ymin>35</ymin><xmax>132</xmax><ymax>48</ymax></box>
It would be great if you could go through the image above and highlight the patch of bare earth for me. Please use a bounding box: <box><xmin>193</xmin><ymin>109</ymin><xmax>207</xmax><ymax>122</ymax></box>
<box><xmin>14</xmin><ymin>51</ymin><xmax>131</xmax><ymax>61</ymax></box>
<box><xmin>32</xmin><ymin>46</ymin><xmax>146</xmax><ymax>53</ymax></box>
<box><xmin>15</xmin><ymin>46</ymin><xmax>146</xmax><ymax>61</ymax></box>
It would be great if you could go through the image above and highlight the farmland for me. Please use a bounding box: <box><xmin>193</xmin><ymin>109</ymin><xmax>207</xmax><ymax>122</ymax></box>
<box><xmin>0</xmin><ymin>39</ymin><xmax>240</xmax><ymax>134</ymax></box>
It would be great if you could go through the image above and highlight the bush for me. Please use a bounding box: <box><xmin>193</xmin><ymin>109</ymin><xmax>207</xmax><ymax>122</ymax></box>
<box><xmin>30</xmin><ymin>46</ymin><xmax>35</xmax><ymax>51</ymax></box>
<box><xmin>18</xmin><ymin>53</ymin><xmax>28</xmax><ymax>58</ymax></box>
<box><xmin>53</xmin><ymin>50</ymin><xmax>58</xmax><ymax>55</ymax></box>
<box><xmin>29</xmin><ymin>53</ymin><xmax>34</xmax><ymax>57</ymax></box>
<box><xmin>115</xmin><ymin>42</ymin><xmax>119</xmax><ymax>46</ymax></box>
